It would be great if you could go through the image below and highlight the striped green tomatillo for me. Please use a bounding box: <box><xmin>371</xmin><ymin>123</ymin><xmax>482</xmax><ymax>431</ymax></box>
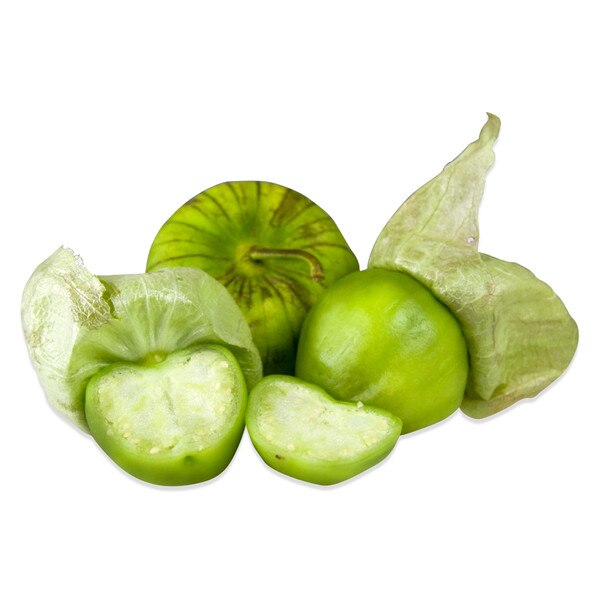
<box><xmin>147</xmin><ymin>181</ymin><xmax>358</xmax><ymax>375</ymax></box>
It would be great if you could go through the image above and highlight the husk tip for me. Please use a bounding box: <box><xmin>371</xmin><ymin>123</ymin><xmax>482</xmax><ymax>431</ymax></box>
<box><xmin>481</xmin><ymin>112</ymin><xmax>501</xmax><ymax>143</ymax></box>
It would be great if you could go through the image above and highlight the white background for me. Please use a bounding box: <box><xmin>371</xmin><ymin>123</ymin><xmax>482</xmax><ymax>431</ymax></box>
<box><xmin>1</xmin><ymin>2</ymin><xmax>598</xmax><ymax>599</ymax></box>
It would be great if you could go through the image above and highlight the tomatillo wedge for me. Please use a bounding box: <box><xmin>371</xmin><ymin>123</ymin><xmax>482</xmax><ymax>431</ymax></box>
<box><xmin>85</xmin><ymin>345</ymin><xmax>247</xmax><ymax>486</ymax></box>
<box><xmin>146</xmin><ymin>181</ymin><xmax>359</xmax><ymax>375</ymax></box>
<box><xmin>295</xmin><ymin>268</ymin><xmax>469</xmax><ymax>434</ymax></box>
<box><xmin>246</xmin><ymin>375</ymin><xmax>403</xmax><ymax>485</ymax></box>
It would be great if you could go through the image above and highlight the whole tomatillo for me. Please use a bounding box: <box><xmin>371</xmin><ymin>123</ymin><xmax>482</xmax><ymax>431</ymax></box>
<box><xmin>369</xmin><ymin>114</ymin><xmax>578</xmax><ymax>418</ymax></box>
<box><xmin>295</xmin><ymin>268</ymin><xmax>469</xmax><ymax>433</ymax></box>
<box><xmin>146</xmin><ymin>181</ymin><xmax>359</xmax><ymax>375</ymax></box>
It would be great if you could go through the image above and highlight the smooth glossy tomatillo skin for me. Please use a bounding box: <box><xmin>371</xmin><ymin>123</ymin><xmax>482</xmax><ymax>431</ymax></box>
<box><xmin>246</xmin><ymin>376</ymin><xmax>403</xmax><ymax>485</ymax></box>
<box><xmin>296</xmin><ymin>269</ymin><xmax>469</xmax><ymax>434</ymax></box>
<box><xmin>85</xmin><ymin>345</ymin><xmax>247</xmax><ymax>486</ymax></box>
<box><xmin>146</xmin><ymin>181</ymin><xmax>359</xmax><ymax>375</ymax></box>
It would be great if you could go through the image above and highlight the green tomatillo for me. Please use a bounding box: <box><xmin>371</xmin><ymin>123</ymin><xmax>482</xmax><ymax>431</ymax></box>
<box><xmin>22</xmin><ymin>247</ymin><xmax>261</xmax><ymax>485</ymax></box>
<box><xmin>295</xmin><ymin>268</ymin><xmax>469</xmax><ymax>433</ymax></box>
<box><xmin>297</xmin><ymin>114</ymin><xmax>577</xmax><ymax>429</ymax></box>
<box><xmin>246</xmin><ymin>375</ymin><xmax>403</xmax><ymax>485</ymax></box>
<box><xmin>369</xmin><ymin>114</ymin><xmax>578</xmax><ymax>418</ymax></box>
<box><xmin>146</xmin><ymin>181</ymin><xmax>359</xmax><ymax>375</ymax></box>
<box><xmin>85</xmin><ymin>346</ymin><xmax>247</xmax><ymax>485</ymax></box>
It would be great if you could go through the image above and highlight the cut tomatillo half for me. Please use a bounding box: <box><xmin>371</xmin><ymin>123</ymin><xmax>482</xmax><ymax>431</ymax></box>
<box><xmin>85</xmin><ymin>346</ymin><xmax>246</xmax><ymax>486</ymax></box>
<box><xmin>21</xmin><ymin>247</ymin><xmax>261</xmax><ymax>431</ymax></box>
<box><xmin>146</xmin><ymin>181</ymin><xmax>359</xmax><ymax>375</ymax></box>
<box><xmin>246</xmin><ymin>376</ymin><xmax>403</xmax><ymax>486</ymax></box>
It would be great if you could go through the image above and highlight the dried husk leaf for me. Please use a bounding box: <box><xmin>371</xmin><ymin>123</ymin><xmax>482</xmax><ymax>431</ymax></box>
<box><xmin>369</xmin><ymin>114</ymin><xmax>578</xmax><ymax>418</ymax></box>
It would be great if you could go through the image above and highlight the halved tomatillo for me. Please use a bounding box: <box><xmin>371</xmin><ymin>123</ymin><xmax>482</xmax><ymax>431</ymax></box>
<box><xmin>146</xmin><ymin>181</ymin><xmax>359</xmax><ymax>375</ymax></box>
<box><xmin>85</xmin><ymin>346</ymin><xmax>246</xmax><ymax>486</ymax></box>
<box><xmin>246</xmin><ymin>376</ymin><xmax>403</xmax><ymax>485</ymax></box>
<box><xmin>21</xmin><ymin>247</ymin><xmax>261</xmax><ymax>431</ymax></box>
<box><xmin>22</xmin><ymin>247</ymin><xmax>262</xmax><ymax>485</ymax></box>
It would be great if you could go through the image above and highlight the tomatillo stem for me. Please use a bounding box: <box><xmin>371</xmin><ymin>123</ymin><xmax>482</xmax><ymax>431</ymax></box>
<box><xmin>249</xmin><ymin>246</ymin><xmax>324</xmax><ymax>283</ymax></box>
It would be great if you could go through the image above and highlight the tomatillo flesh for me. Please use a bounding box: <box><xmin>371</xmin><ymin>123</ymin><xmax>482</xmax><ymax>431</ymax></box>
<box><xmin>85</xmin><ymin>345</ymin><xmax>247</xmax><ymax>486</ymax></box>
<box><xmin>246</xmin><ymin>375</ymin><xmax>403</xmax><ymax>485</ymax></box>
<box><xmin>295</xmin><ymin>268</ymin><xmax>469</xmax><ymax>433</ymax></box>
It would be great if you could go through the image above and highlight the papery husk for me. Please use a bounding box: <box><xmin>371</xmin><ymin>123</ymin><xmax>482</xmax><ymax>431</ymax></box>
<box><xmin>369</xmin><ymin>115</ymin><xmax>578</xmax><ymax>418</ymax></box>
<box><xmin>22</xmin><ymin>247</ymin><xmax>262</xmax><ymax>430</ymax></box>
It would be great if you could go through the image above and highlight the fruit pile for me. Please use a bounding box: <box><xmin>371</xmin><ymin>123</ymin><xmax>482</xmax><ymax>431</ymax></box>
<box><xmin>21</xmin><ymin>114</ymin><xmax>578</xmax><ymax>486</ymax></box>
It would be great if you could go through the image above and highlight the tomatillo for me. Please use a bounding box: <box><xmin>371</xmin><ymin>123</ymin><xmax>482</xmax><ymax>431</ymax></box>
<box><xmin>295</xmin><ymin>268</ymin><xmax>469</xmax><ymax>433</ymax></box>
<box><xmin>369</xmin><ymin>114</ymin><xmax>578</xmax><ymax>419</ymax></box>
<box><xmin>22</xmin><ymin>247</ymin><xmax>262</xmax><ymax>485</ymax></box>
<box><xmin>146</xmin><ymin>181</ymin><xmax>359</xmax><ymax>375</ymax></box>
<box><xmin>246</xmin><ymin>375</ymin><xmax>403</xmax><ymax>485</ymax></box>
<box><xmin>85</xmin><ymin>346</ymin><xmax>247</xmax><ymax>486</ymax></box>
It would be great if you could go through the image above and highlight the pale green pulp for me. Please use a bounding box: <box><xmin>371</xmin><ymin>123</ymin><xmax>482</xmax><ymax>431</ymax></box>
<box><xmin>253</xmin><ymin>380</ymin><xmax>395</xmax><ymax>461</ymax></box>
<box><xmin>88</xmin><ymin>349</ymin><xmax>241</xmax><ymax>455</ymax></box>
<box><xmin>21</xmin><ymin>247</ymin><xmax>261</xmax><ymax>431</ymax></box>
<box><xmin>246</xmin><ymin>376</ymin><xmax>403</xmax><ymax>485</ymax></box>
